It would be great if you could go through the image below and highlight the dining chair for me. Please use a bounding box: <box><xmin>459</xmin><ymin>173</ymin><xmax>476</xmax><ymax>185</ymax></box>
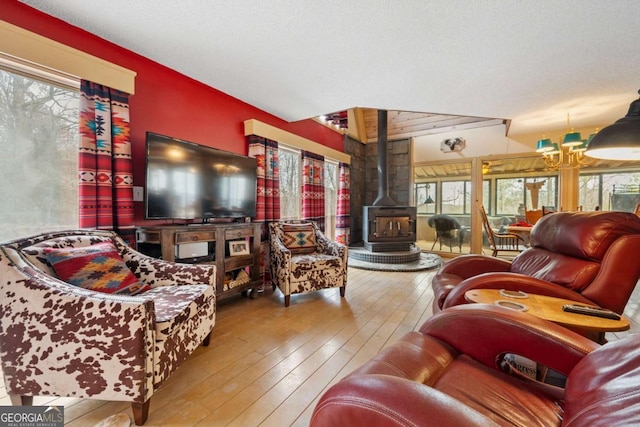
<box><xmin>525</xmin><ymin>208</ymin><xmax>543</xmax><ymax>225</ymax></box>
<box><xmin>479</xmin><ymin>205</ymin><xmax>526</xmax><ymax>257</ymax></box>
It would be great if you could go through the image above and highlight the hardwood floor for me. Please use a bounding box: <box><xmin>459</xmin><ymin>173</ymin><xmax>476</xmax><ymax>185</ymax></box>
<box><xmin>1</xmin><ymin>266</ymin><xmax>639</xmax><ymax>426</ymax></box>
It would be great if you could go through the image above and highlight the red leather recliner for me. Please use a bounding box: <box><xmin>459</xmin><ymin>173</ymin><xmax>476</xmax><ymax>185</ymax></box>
<box><xmin>311</xmin><ymin>305</ymin><xmax>640</xmax><ymax>427</ymax></box>
<box><xmin>432</xmin><ymin>211</ymin><xmax>640</xmax><ymax>314</ymax></box>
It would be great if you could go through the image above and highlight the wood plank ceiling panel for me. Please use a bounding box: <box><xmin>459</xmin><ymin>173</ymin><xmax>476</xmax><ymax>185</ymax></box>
<box><xmin>360</xmin><ymin>108</ymin><xmax>506</xmax><ymax>143</ymax></box>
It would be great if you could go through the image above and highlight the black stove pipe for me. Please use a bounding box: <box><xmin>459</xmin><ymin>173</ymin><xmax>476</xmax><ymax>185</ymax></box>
<box><xmin>372</xmin><ymin>109</ymin><xmax>396</xmax><ymax>206</ymax></box>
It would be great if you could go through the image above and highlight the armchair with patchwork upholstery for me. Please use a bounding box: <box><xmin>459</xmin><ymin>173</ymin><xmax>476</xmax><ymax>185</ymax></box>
<box><xmin>0</xmin><ymin>230</ymin><xmax>216</xmax><ymax>425</ymax></box>
<box><xmin>312</xmin><ymin>304</ymin><xmax>640</xmax><ymax>426</ymax></box>
<box><xmin>269</xmin><ymin>221</ymin><xmax>347</xmax><ymax>307</ymax></box>
<box><xmin>432</xmin><ymin>211</ymin><xmax>640</xmax><ymax>315</ymax></box>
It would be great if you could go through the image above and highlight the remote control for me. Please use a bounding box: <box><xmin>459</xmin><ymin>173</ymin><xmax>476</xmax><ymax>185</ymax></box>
<box><xmin>562</xmin><ymin>304</ymin><xmax>621</xmax><ymax>320</ymax></box>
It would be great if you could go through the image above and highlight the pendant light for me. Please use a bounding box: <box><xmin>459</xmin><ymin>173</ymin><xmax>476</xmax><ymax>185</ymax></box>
<box><xmin>585</xmin><ymin>90</ymin><xmax>640</xmax><ymax>160</ymax></box>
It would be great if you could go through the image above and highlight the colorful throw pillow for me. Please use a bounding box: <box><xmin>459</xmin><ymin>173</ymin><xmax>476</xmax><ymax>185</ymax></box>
<box><xmin>44</xmin><ymin>242</ymin><xmax>149</xmax><ymax>295</ymax></box>
<box><xmin>281</xmin><ymin>223</ymin><xmax>317</xmax><ymax>255</ymax></box>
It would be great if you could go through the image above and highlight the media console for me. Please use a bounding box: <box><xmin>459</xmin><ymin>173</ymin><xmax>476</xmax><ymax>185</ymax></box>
<box><xmin>136</xmin><ymin>222</ymin><xmax>262</xmax><ymax>300</ymax></box>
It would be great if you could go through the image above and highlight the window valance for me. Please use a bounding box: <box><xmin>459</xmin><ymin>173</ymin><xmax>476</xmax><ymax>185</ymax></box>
<box><xmin>0</xmin><ymin>20</ymin><xmax>136</xmax><ymax>94</ymax></box>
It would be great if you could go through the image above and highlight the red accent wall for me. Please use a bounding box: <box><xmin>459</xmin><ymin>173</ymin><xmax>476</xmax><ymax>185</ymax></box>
<box><xmin>1</xmin><ymin>2</ymin><xmax>344</xmax><ymax>224</ymax></box>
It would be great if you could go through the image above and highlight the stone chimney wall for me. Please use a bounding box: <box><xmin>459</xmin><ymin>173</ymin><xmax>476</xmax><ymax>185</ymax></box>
<box><xmin>344</xmin><ymin>136</ymin><xmax>412</xmax><ymax>244</ymax></box>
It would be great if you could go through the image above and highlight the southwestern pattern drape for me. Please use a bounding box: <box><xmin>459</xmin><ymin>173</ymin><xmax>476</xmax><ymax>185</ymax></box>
<box><xmin>248</xmin><ymin>135</ymin><xmax>280</xmax><ymax>287</ymax></box>
<box><xmin>336</xmin><ymin>162</ymin><xmax>351</xmax><ymax>245</ymax></box>
<box><xmin>78</xmin><ymin>81</ymin><xmax>134</xmax><ymax>234</ymax></box>
<box><xmin>301</xmin><ymin>150</ymin><xmax>325</xmax><ymax>231</ymax></box>
<box><xmin>248</xmin><ymin>135</ymin><xmax>280</xmax><ymax>230</ymax></box>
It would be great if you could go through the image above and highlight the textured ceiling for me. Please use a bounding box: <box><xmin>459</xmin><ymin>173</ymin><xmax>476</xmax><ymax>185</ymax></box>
<box><xmin>19</xmin><ymin>0</ymin><xmax>640</xmax><ymax>136</ymax></box>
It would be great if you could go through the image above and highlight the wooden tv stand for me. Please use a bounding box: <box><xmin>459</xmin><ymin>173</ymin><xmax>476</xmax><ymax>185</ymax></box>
<box><xmin>136</xmin><ymin>222</ymin><xmax>262</xmax><ymax>301</ymax></box>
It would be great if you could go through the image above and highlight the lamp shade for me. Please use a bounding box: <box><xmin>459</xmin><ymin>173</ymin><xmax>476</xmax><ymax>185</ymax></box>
<box><xmin>562</xmin><ymin>131</ymin><xmax>583</xmax><ymax>147</ymax></box>
<box><xmin>585</xmin><ymin>90</ymin><xmax>640</xmax><ymax>160</ymax></box>
<box><xmin>536</xmin><ymin>138</ymin><xmax>554</xmax><ymax>153</ymax></box>
<box><xmin>548</xmin><ymin>142</ymin><xmax>560</xmax><ymax>154</ymax></box>
<box><xmin>574</xmin><ymin>139</ymin><xmax>588</xmax><ymax>152</ymax></box>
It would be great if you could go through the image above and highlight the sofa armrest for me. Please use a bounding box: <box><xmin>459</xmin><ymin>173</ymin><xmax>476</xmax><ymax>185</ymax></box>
<box><xmin>442</xmin><ymin>272</ymin><xmax>596</xmax><ymax>309</ymax></box>
<box><xmin>0</xmin><ymin>260</ymin><xmax>155</xmax><ymax>403</ymax></box>
<box><xmin>269</xmin><ymin>234</ymin><xmax>292</xmax><ymax>284</ymax></box>
<box><xmin>312</xmin><ymin>375</ymin><xmax>497</xmax><ymax>427</ymax></box>
<box><xmin>269</xmin><ymin>234</ymin><xmax>291</xmax><ymax>259</ymax></box>
<box><xmin>120</xmin><ymin>246</ymin><xmax>216</xmax><ymax>287</ymax></box>
<box><xmin>315</xmin><ymin>231</ymin><xmax>347</xmax><ymax>260</ymax></box>
<box><xmin>420</xmin><ymin>305</ymin><xmax>599</xmax><ymax>376</ymax></box>
<box><xmin>435</xmin><ymin>254</ymin><xmax>512</xmax><ymax>279</ymax></box>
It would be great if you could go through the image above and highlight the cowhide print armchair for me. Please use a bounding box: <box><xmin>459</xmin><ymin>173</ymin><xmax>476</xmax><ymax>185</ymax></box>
<box><xmin>0</xmin><ymin>230</ymin><xmax>216</xmax><ymax>425</ymax></box>
<box><xmin>269</xmin><ymin>221</ymin><xmax>347</xmax><ymax>307</ymax></box>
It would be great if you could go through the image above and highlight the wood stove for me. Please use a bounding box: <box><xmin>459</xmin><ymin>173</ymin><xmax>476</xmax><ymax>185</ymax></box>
<box><xmin>357</xmin><ymin>110</ymin><xmax>419</xmax><ymax>260</ymax></box>
<box><xmin>363</xmin><ymin>206</ymin><xmax>416</xmax><ymax>252</ymax></box>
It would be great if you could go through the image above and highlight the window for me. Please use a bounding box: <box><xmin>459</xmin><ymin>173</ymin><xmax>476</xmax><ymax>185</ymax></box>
<box><xmin>278</xmin><ymin>147</ymin><xmax>301</xmax><ymax>220</ymax></box>
<box><xmin>324</xmin><ymin>160</ymin><xmax>338</xmax><ymax>239</ymax></box>
<box><xmin>415</xmin><ymin>182</ymin><xmax>436</xmax><ymax>214</ymax></box>
<box><xmin>496</xmin><ymin>178</ymin><xmax>523</xmax><ymax>215</ymax></box>
<box><xmin>579</xmin><ymin>171</ymin><xmax>640</xmax><ymax>212</ymax></box>
<box><xmin>0</xmin><ymin>67</ymin><xmax>79</xmax><ymax>241</ymax></box>
<box><xmin>441</xmin><ymin>181</ymin><xmax>467</xmax><ymax>214</ymax></box>
<box><xmin>415</xmin><ymin>179</ymin><xmax>489</xmax><ymax>215</ymax></box>
<box><xmin>482</xmin><ymin>180</ymin><xmax>491</xmax><ymax>214</ymax></box>
<box><xmin>448</xmin><ymin>180</ymin><xmax>489</xmax><ymax>215</ymax></box>
<box><xmin>278</xmin><ymin>146</ymin><xmax>340</xmax><ymax>235</ymax></box>
<box><xmin>496</xmin><ymin>176</ymin><xmax>557</xmax><ymax>216</ymax></box>
<box><xmin>528</xmin><ymin>177</ymin><xmax>557</xmax><ymax>211</ymax></box>
<box><xmin>579</xmin><ymin>174</ymin><xmax>601</xmax><ymax>211</ymax></box>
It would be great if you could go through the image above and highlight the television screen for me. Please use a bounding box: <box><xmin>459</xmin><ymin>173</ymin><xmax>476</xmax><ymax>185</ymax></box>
<box><xmin>145</xmin><ymin>132</ymin><xmax>257</xmax><ymax>220</ymax></box>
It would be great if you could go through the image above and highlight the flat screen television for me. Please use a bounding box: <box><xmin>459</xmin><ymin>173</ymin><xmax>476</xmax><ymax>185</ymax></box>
<box><xmin>145</xmin><ymin>132</ymin><xmax>257</xmax><ymax>221</ymax></box>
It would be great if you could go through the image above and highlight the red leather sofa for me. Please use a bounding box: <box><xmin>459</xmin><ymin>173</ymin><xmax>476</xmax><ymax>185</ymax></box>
<box><xmin>432</xmin><ymin>211</ymin><xmax>640</xmax><ymax>314</ymax></box>
<box><xmin>311</xmin><ymin>305</ymin><xmax>640</xmax><ymax>426</ymax></box>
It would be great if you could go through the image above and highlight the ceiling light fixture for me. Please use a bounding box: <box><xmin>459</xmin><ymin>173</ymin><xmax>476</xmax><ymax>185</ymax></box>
<box><xmin>420</xmin><ymin>184</ymin><xmax>435</xmax><ymax>205</ymax></box>
<box><xmin>536</xmin><ymin>113</ymin><xmax>596</xmax><ymax>170</ymax></box>
<box><xmin>585</xmin><ymin>89</ymin><xmax>640</xmax><ymax>160</ymax></box>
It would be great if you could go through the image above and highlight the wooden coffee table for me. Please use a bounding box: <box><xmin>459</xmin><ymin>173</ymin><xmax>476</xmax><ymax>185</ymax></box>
<box><xmin>465</xmin><ymin>289</ymin><xmax>629</xmax><ymax>343</ymax></box>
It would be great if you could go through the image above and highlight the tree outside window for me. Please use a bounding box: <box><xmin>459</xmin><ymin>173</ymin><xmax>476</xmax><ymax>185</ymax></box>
<box><xmin>496</xmin><ymin>178</ymin><xmax>524</xmax><ymax>216</ymax></box>
<box><xmin>278</xmin><ymin>147</ymin><xmax>301</xmax><ymax>220</ymax></box>
<box><xmin>324</xmin><ymin>160</ymin><xmax>338</xmax><ymax>239</ymax></box>
<box><xmin>579</xmin><ymin>174</ymin><xmax>601</xmax><ymax>211</ymax></box>
<box><xmin>441</xmin><ymin>181</ymin><xmax>466</xmax><ymax>214</ymax></box>
<box><xmin>0</xmin><ymin>68</ymin><xmax>79</xmax><ymax>241</ymax></box>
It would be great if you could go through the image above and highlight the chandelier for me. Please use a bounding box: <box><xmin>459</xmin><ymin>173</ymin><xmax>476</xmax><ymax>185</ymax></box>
<box><xmin>536</xmin><ymin>114</ymin><xmax>597</xmax><ymax>170</ymax></box>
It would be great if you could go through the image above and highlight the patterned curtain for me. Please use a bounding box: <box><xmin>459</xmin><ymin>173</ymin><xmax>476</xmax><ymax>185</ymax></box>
<box><xmin>248</xmin><ymin>135</ymin><xmax>280</xmax><ymax>231</ymax></box>
<box><xmin>78</xmin><ymin>80</ymin><xmax>134</xmax><ymax>237</ymax></box>
<box><xmin>248</xmin><ymin>135</ymin><xmax>280</xmax><ymax>289</ymax></box>
<box><xmin>335</xmin><ymin>162</ymin><xmax>351</xmax><ymax>245</ymax></box>
<box><xmin>301</xmin><ymin>150</ymin><xmax>325</xmax><ymax>231</ymax></box>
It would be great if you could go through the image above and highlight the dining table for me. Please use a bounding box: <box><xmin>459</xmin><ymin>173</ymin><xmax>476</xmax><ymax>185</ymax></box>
<box><xmin>505</xmin><ymin>225</ymin><xmax>533</xmax><ymax>246</ymax></box>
